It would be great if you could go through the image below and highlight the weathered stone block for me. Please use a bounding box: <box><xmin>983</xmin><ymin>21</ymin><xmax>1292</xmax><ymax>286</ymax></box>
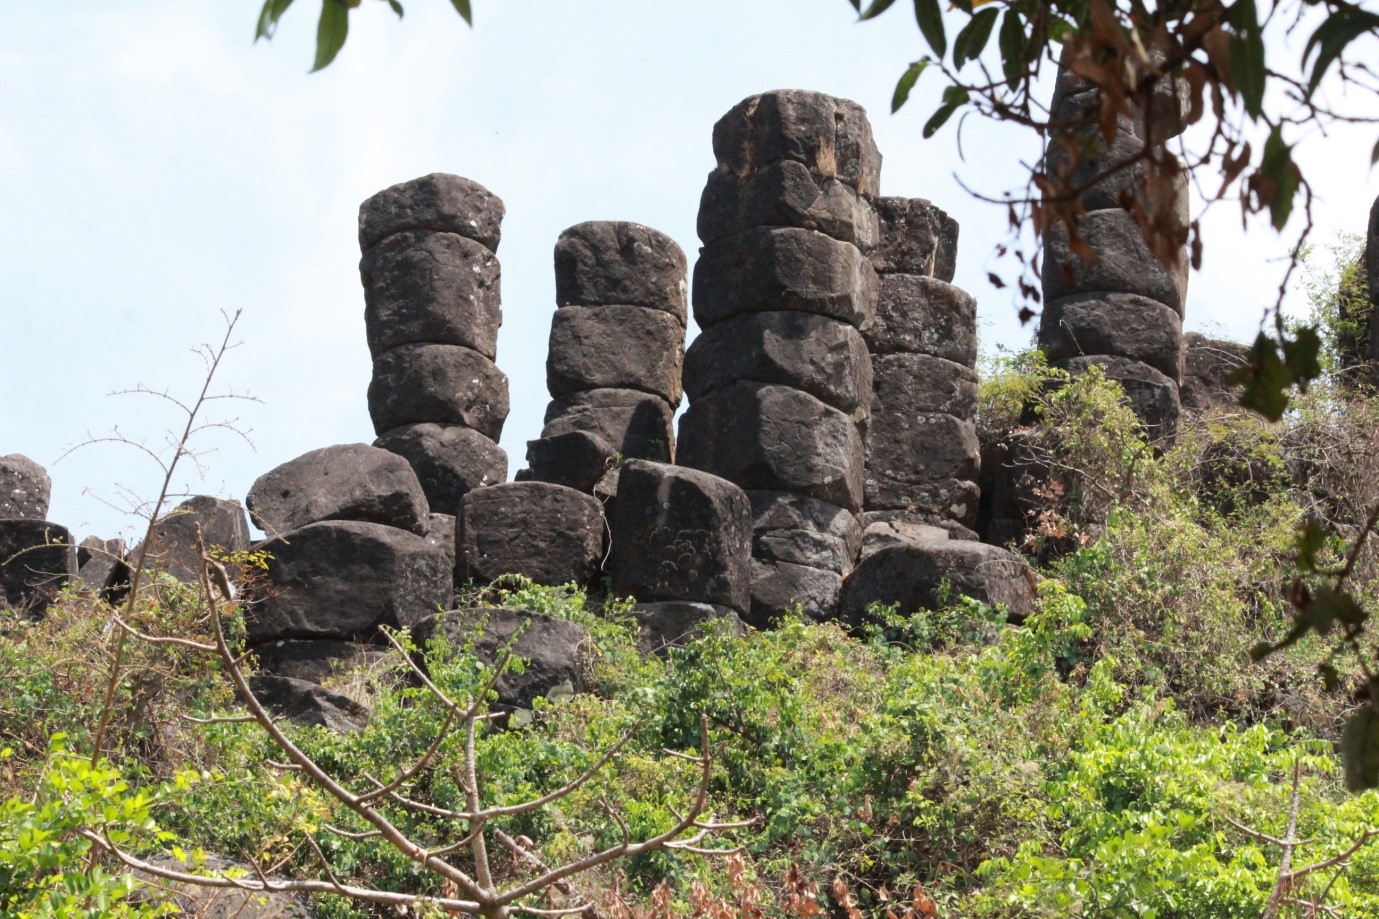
<box><xmin>1057</xmin><ymin>355</ymin><xmax>1181</xmax><ymax>443</ymax></box>
<box><xmin>865</xmin><ymin>411</ymin><xmax>979</xmax><ymax>505</ymax></box>
<box><xmin>361</xmin><ymin>230</ymin><xmax>501</xmax><ymax>359</ymax></box>
<box><xmin>839</xmin><ymin>540</ymin><xmax>1039</xmax><ymax>626</ymax></box>
<box><xmin>554</xmin><ymin>221</ymin><xmax>687</xmax><ymax>321</ymax></box>
<box><xmin>374</xmin><ymin>423</ymin><xmax>507</xmax><ymax>517</ymax></box>
<box><xmin>1039</xmin><ymin>291</ymin><xmax>1183</xmax><ymax>381</ymax></box>
<box><xmin>1043</xmin><ymin>121</ymin><xmax>1190</xmax><ymax>222</ymax></box>
<box><xmin>0</xmin><ymin>520</ymin><xmax>75</xmax><ymax>615</ymax></box>
<box><xmin>359</xmin><ymin>173</ymin><xmax>503</xmax><ymax>252</ymax></box>
<box><xmin>871</xmin><ymin>353</ymin><xmax>979</xmax><ymax>418</ymax></box>
<box><xmin>697</xmin><ymin>160</ymin><xmax>879</xmax><ymax>250</ymax></box>
<box><xmin>1180</xmin><ymin>332</ymin><xmax>1251</xmax><ymax>414</ymax></box>
<box><xmin>368</xmin><ymin>343</ymin><xmax>509</xmax><ymax>441</ymax></box>
<box><xmin>522</xmin><ymin>431</ymin><xmax>617</xmax><ymax>494</ymax></box>
<box><xmin>632</xmin><ymin>601</ymin><xmax>744</xmax><ymax>655</ymax></box>
<box><xmin>141</xmin><ymin>496</ymin><xmax>250</xmax><ymax>586</ymax></box>
<box><xmin>747</xmin><ymin>558</ymin><xmax>841</xmax><ymax>627</ymax></box>
<box><xmin>683</xmin><ymin>311</ymin><xmax>873</xmax><ymax>418</ymax></box>
<box><xmin>0</xmin><ymin>455</ymin><xmax>50</xmax><ymax>520</ymax></box>
<box><xmin>542</xmin><ymin>389</ymin><xmax>675</xmax><ymax>462</ymax></box>
<box><xmin>247</xmin><ymin>444</ymin><xmax>429</xmax><ymax>538</ymax></box>
<box><xmin>748</xmin><ymin>490</ymin><xmax>860</xmax><ymax>575</ymax></box>
<box><xmin>869</xmin><ymin>197</ymin><xmax>959</xmax><ymax>281</ymax></box>
<box><xmin>1042</xmin><ymin>209</ymin><xmax>1188</xmax><ymax>314</ymax></box>
<box><xmin>867</xmin><ymin>275</ymin><xmax>977</xmax><ymax>366</ymax></box>
<box><xmin>248</xmin><ymin>675</ymin><xmax>370</xmax><ymax>733</ymax></box>
<box><xmin>457</xmin><ymin>482</ymin><xmax>605</xmax><ymax>588</ymax></box>
<box><xmin>546</xmin><ymin>305</ymin><xmax>684</xmax><ymax>405</ymax></box>
<box><xmin>251</xmin><ymin>639</ymin><xmax>392</xmax><ymax>686</ymax></box>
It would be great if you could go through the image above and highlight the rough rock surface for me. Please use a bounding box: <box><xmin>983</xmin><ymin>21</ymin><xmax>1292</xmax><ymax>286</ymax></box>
<box><xmin>866</xmin><ymin>275</ymin><xmax>977</xmax><ymax>366</ymax></box>
<box><xmin>554</xmin><ymin>221</ymin><xmax>688</xmax><ymax>321</ymax></box>
<box><xmin>245</xmin><ymin>520</ymin><xmax>452</xmax><ymax>643</ymax></box>
<box><xmin>546</xmin><ymin>305</ymin><xmax>685</xmax><ymax>404</ymax></box>
<box><xmin>358</xmin><ymin>172</ymin><xmax>504</xmax><ymax>253</ymax></box>
<box><xmin>871</xmin><ymin>354</ymin><xmax>979</xmax><ymax>418</ymax></box>
<box><xmin>141</xmin><ymin>496</ymin><xmax>250</xmax><ymax>585</ymax></box>
<box><xmin>1180</xmin><ymin>332</ymin><xmax>1251</xmax><ymax>414</ymax></box>
<box><xmin>247</xmin><ymin>444</ymin><xmax>429</xmax><ymax>538</ymax></box>
<box><xmin>542</xmin><ymin>389</ymin><xmax>675</xmax><ymax>462</ymax></box>
<box><xmin>839</xmin><ymin>540</ymin><xmax>1039</xmax><ymax>626</ymax></box>
<box><xmin>698</xmin><ymin>160</ymin><xmax>879</xmax><ymax>250</ymax></box>
<box><xmin>678</xmin><ymin>382</ymin><xmax>865</xmax><ymax>512</ymax></box>
<box><xmin>693</xmin><ymin>226</ymin><xmax>877</xmax><ymax>331</ymax></box>
<box><xmin>632</xmin><ymin>602</ymin><xmax>744</xmax><ymax>655</ymax></box>
<box><xmin>424</xmin><ymin>512</ymin><xmax>456</xmax><ymax>568</ymax></box>
<box><xmin>683</xmin><ymin>311</ymin><xmax>873</xmax><ymax>418</ymax></box>
<box><xmin>748</xmin><ymin>490</ymin><xmax>860</xmax><ymax>575</ymax></box>
<box><xmin>412</xmin><ymin>609</ymin><xmax>589</xmax><ymax>710</ymax></box>
<box><xmin>0</xmin><ymin>520</ymin><xmax>76</xmax><ymax>615</ymax></box>
<box><xmin>1042</xmin><ymin>209</ymin><xmax>1189</xmax><ymax>314</ymax></box>
<box><xmin>457</xmin><ymin>482</ymin><xmax>605</xmax><ymax>588</ymax></box>
<box><xmin>748</xmin><ymin>558</ymin><xmax>842</xmax><ymax>627</ymax></box>
<box><xmin>610</xmin><ymin>460</ymin><xmax>752</xmax><ymax>612</ymax></box>
<box><xmin>869</xmin><ymin>197</ymin><xmax>959</xmax><ymax>281</ymax></box>
<box><xmin>0</xmin><ymin>454</ymin><xmax>51</xmax><ymax>520</ymax></box>
<box><xmin>368</xmin><ymin>343</ymin><xmax>509</xmax><ymax>441</ymax></box>
<box><xmin>860</xmin><ymin>517</ymin><xmax>956</xmax><ymax>555</ymax></box>
<box><xmin>251</xmin><ymin>639</ymin><xmax>392</xmax><ymax>686</ymax></box>
<box><xmin>1056</xmin><ymin>355</ymin><xmax>1182</xmax><ymax>444</ymax></box>
<box><xmin>1039</xmin><ymin>292</ymin><xmax>1184</xmax><ymax>381</ymax></box>
<box><xmin>77</xmin><ymin>536</ymin><xmax>124</xmax><ymax>593</ymax></box>
<box><xmin>361</xmin><ymin>230</ymin><xmax>502</xmax><ymax>359</ymax></box>
<box><xmin>248</xmin><ymin>675</ymin><xmax>370</xmax><ymax>733</ymax></box>
<box><xmin>865</xmin><ymin>412</ymin><xmax>980</xmax><ymax>506</ymax></box>
<box><xmin>374</xmin><ymin>423</ymin><xmax>507</xmax><ymax>517</ymax></box>
<box><xmin>521</xmin><ymin>431</ymin><xmax>618</xmax><ymax>494</ymax></box>
<box><xmin>136</xmin><ymin>851</ymin><xmax>321</xmax><ymax>918</ymax></box>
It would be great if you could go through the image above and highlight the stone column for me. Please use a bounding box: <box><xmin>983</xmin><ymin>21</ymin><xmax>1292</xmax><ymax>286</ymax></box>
<box><xmin>677</xmin><ymin>89</ymin><xmax>881</xmax><ymax>626</ymax></box>
<box><xmin>359</xmin><ymin>173</ymin><xmax>510</xmax><ymax>516</ymax></box>
<box><xmin>1038</xmin><ymin>64</ymin><xmax>1191</xmax><ymax>445</ymax></box>
<box><xmin>862</xmin><ymin>198</ymin><xmax>981</xmax><ymax>535</ymax></box>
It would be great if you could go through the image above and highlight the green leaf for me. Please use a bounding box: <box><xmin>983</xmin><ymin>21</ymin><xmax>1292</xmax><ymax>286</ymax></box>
<box><xmin>912</xmin><ymin>0</ymin><xmax>946</xmax><ymax>58</ymax></box>
<box><xmin>387</xmin><ymin>0</ymin><xmax>404</xmax><ymax>17</ymax></box>
<box><xmin>891</xmin><ymin>59</ymin><xmax>929</xmax><ymax>113</ymax></box>
<box><xmin>448</xmin><ymin>0</ymin><xmax>473</xmax><ymax>26</ymax></box>
<box><xmin>953</xmin><ymin>7</ymin><xmax>999</xmax><ymax>68</ymax></box>
<box><xmin>1281</xmin><ymin>324</ymin><xmax>1322</xmax><ymax>385</ymax></box>
<box><xmin>923</xmin><ymin>87</ymin><xmax>968</xmax><ymax>138</ymax></box>
<box><xmin>310</xmin><ymin>0</ymin><xmax>349</xmax><ymax>72</ymax></box>
<box><xmin>1260</xmin><ymin>125</ymin><xmax>1299</xmax><ymax>230</ymax></box>
<box><xmin>255</xmin><ymin>0</ymin><xmax>295</xmax><ymax>41</ymax></box>
<box><xmin>1229</xmin><ymin>332</ymin><xmax>1290</xmax><ymax>420</ymax></box>
<box><xmin>1343</xmin><ymin>705</ymin><xmax>1379</xmax><ymax>790</ymax></box>
<box><xmin>1303</xmin><ymin>7</ymin><xmax>1379</xmax><ymax>97</ymax></box>
<box><xmin>1294</xmin><ymin>520</ymin><xmax>1328</xmax><ymax>573</ymax></box>
<box><xmin>1227</xmin><ymin>31</ymin><xmax>1266</xmax><ymax>119</ymax></box>
<box><xmin>998</xmin><ymin>9</ymin><xmax>1026</xmax><ymax>87</ymax></box>
<box><xmin>858</xmin><ymin>0</ymin><xmax>898</xmax><ymax>20</ymax></box>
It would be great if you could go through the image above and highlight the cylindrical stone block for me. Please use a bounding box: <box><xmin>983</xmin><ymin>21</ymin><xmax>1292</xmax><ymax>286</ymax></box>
<box><xmin>368</xmin><ymin>343</ymin><xmax>509</xmax><ymax>441</ymax></box>
<box><xmin>359</xmin><ymin>173</ymin><xmax>504</xmax><ymax>253</ymax></box>
<box><xmin>546</xmin><ymin>305</ymin><xmax>684</xmax><ymax>405</ymax></box>
<box><xmin>748</xmin><ymin>490</ymin><xmax>860</xmax><ymax>576</ymax></box>
<box><xmin>554</xmin><ymin>221</ymin><xmax>688</xmax><ymax>322</ymax></box>
<box><xmin>1055</xmin><ymin>355</ymin><xmax>1181</xmax><ymax>445</ymax></box>
<box><xmin>1039</xmin><ymin>292</ymin><xmax>1183</xmax><ymax>381</ymax></box>
<box><xmin>698</xmin><ymin>160</ymin><xmax>879</xmax><ymax>251</ymax></box>
<box><xmin>869</xmin><ymin>198</ymin><xmax>959</xmax><ymax>281</ymax></box>
<box><xmin>1041</xmin><ymin>208</ymin><xmax>1188</xmax><ymax>315</ymax></box>
<box><xmin>373</xmin><ymin>423</ymin><xmax>508</xmax><ymax>517</ymax></box>
<box><xmin>0</xmin><ymin>520</ymin><xmax>76</xmax><ymax>616</ymax></box>
<box><xmin>542</xmin><ymin>388</ymin><xmax>675</xmax><ymax>463</ymax></box>
<box><xmin>456</xmin><ymin>482</ymin><xmax>605</xmax><ymax>588</ymax></box>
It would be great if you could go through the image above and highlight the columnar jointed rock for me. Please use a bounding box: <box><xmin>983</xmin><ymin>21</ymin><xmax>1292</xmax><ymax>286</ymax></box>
<box><xmin>360</xmin><ymin>174</ymin><xmax>510</xmax><ymax>516</ymax></box>
<box><xmin>0</xmin><ymin>520</ymin><xmax>76</xmax><ymax>616</ymax></box>
<box><xmin>247</xmin><ymin>444</ymin><xmax>430</xmax><ymax>537</ymax></box>
<box><xmin>525</xmin><ymin>222</ymin><xmax>688</xmax><ymax>483</ymax></box>
<box><xmin>679</xmin><ymin>90</ymin><xmax>881</xmax><ymax>624</ymax></box>
<box><xmin>0</xmin><ymin>455</ymin><xmax>51</xmax><ymax>520</ymax></box>
<box><xmin>863</xmin><ymin>199</ymin><xmax>982</xmax><ymax>533</ymax></box>
<box><xmin>456</xmin><ymin>482</ymin><xmax>606</xmax><ymax>588</ymax></box>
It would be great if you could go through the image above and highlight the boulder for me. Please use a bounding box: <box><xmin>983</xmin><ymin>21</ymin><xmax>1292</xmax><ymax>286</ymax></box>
<box><xmin>361</xmin><ymin>230</ymin><xmax>502</xmax><ymax>359</ymax></box>
<box><xmin>747</xmin><ymin>558</ymin><xmax>841</xmax><ymax>627</ymax></box>
<box><xmin>245</xmin><ymin>520</ymin><xmax>452</xmax><ymax>643</ymax></box>
<box><xmin>358</xmin><ymin>172</ymin><xmax>504</xmax><ymax>253</ymax></box>
<box><xmin>677</xmin><ymin>382</ymin><xmax>865</xmax><ymax>512</ymax></box>
<box><xmin>867</xmin><ymin>275</ymin><xmax>977</xmax><ymax>366</ymax></box>
<box><xmin>1039</xmin><ymin>292</ymin><xmax>1184</xmax><ymax>381</ymax></box>
<box><xmin>610</xmin><ymin>460</ymin><xmax>751</xmax><ymax>612</ymax></box>
<box><xmin>542</xmin><ymin>389</ymin><xmax>675</xmax><ymax>462</ymax></box>
<box><xmin>142</xmin><ymin>496</ymin><xmax>250</xmax><ymax>585</ymax></box>
<box><xmin>1056</xmin><ymin>355</ymin><xmax>1181</xmax><ymax>444</ymax></box>
<box><xmin>860</xmin><ymin>517</ymin><xmax>953</xmax><ymax>555</ymax></box>
<box><xmin>546</xmin><ymin>305</ymin><xmax>684</xmax><ymax>404</ymax></box>
<box><xmin>693</xmin><ymin>227</ymin><xmax>877</xmax><ymax>331</ymax></box>
<box><xmin>374</xmin><ymin>423</ymin><xmax>507</xmax><ymax>517</ymax></box>
<box><xmin>861</xmin><ymin>509</ymin><xmax>978</xmax><ymax>543</ymax></box>
<box><xmin>246</xmin><ymin>444</ymin><xmax>429</xmax><ymax>538</ymax></box>
<box><xmin>368</xmin><ymin>344</ymin><xmax>509</xmax><ymax>440</ymax></box>
<box><xmin>865</xmin><ymin>412</ymin><xmax>980</xmax><ymax>506</ymax></box>
<box><xmin>424</xmin><ymin>513</ymin><xmax>456</xmax><ymax>568</ymax></box>
<box><xmin>1180</xmin><ymin>332</ymin><xmax>1251</xmax><ymax>414</ymax></box>
<box><xmin>0</xmin><ymin>454</ymin><xmax>51</xmax><ymax>520</ymax></box>
<box><xmin>250</xmin><ymin>639</ymin><xmax>392</xmax><ymax>686</ymax></box>
<box><xmin>522</xmin><ymin>431</ymin><xmax>617</xmax><ymax>494</ymax></box>
<box><xmin>871</xmin><ymin>353</ymin><xmax>979</xmax><ymax>418</ymax></box>
<box><xmin>247</xmin><ymin>675</ymin><xmax>369</xmax><ymax>733</ymax></box>
<box><xmin>554</xmin><ymin>221</ymin><xmax>688</xmax><ymax>321</ymax></box>
<box><xmin>457</xmin><ymin>482</ymin><xmax>605</xmax><ymax>588</ymax></box>
<box><xmin>869</xmin><ymin>197</ymin><xmax>959</xmax><ymax>281</ymax></box>
<box><xmin>77</xmin><ymin>536</ymin><xmax>124</xmax><ymax>593</ymax></box>
<box><xmin>1042</xmin><ymin>209</ymin><xmax>1188</xmax><ymax>314</ymax></box>
<box><xmin>748</xmin><ymin>490</ymin><xmax>860</xmax><ymax>575</ymax></box>
<box><xmin>839</xmin><ymin>540</ymin><xmax>1039</xmax><ymax>626</ymax></box>
<box><xmin>697</xmin><ymin>159</ymin><xmax>879</xmax><ymax>250</ymax></box>
<box><xmin>0</xmin><ymin>520</ymin><xmax>76</xmax><ymax>615</ymax></box>
<box><xmin>412</xmin><ymin>608</ymin><xmax>589</xmax><ymax>710</ymax></box>
<box><xmin>712</xmin><ymin>90</ymin><xmax>882</xmax><ymax>197</ymax></box>
<box><xmin>632</xmin><ymin>601</ymin><xmax>744</xmax><ymax>655</ymax></box>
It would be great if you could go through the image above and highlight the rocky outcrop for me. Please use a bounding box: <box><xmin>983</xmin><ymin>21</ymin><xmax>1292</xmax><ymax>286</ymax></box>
<box><xmin>456</xmin><ymin>482</ymin><xmax>605</xmax><ymax>588</ymax></box>
<box><xmin>246</xmin><ymin>444</ymin><xmax>429</xmax><ymax>538</ymax></box>
<box><xmin>0</xmin><ymin>454</ymin><xmax>51</xmax><ymax>520</ymax></box>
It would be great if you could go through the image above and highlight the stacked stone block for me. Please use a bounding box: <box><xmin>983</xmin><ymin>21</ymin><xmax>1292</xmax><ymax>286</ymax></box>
<box><xmin>1038</xmin><ymin>65</ymin><xmax>1191</xmax><ymax>444</ymax></box>
<box><xmin>862</xmin><ymin>198</ymin><xmax>981</xmax><ymax>533</ymax></box>
<box><xmin>678</xmin><ymin>90</ymin><xmax>880</xmax><ymax>625</ymax></box>
<box><xmin>531</xmin><ymin>221</ymin><xmax>687</xmax><ymax>479</ymax></box>
<box><xmin>360</xmin><ymin>174</ymin><xmax>510</xmax><ymax>516</ymax></box>
<box><xmin>0</xmin><ymin>454</ymin><xmax>75</xmax><ymax>617</ymax></box>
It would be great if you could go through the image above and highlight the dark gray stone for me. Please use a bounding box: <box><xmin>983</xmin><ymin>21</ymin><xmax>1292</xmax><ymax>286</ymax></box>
<box><xmin>424</xmin><ymin>513</ymin><xmax>456</xmax><ymax>568</ymax></box>
<box><xmin>248</xmin><ymin>675</ymin><xmax>369</xmax><ymax>733</ymax></box>
<box><xmin>412</xmin><ymin>608</ymin><xmax>589</xmax><ymax>710</ymax></box>
<box><xmin>1042</xmin><ymin>209</ymin><xmax>1188</xmax><ymax>314</ymax></box>
<box><xmin>1056</xmin><ymin>355</ymin><xmax>1182</xmax><ymax>444</ymax></box>
<box><xmin>251</xmin><ymin>639</ymin><xmax>392</xmax><ymax>686</ymax></box>
<box><xmin>610</xmin><ymin>460</ymin><xmax>751</xmax><ymax>612</ymax></box>
<box><xmin>1039</xmin><ymin>292</ymin><xmax>1183</xmax><ymax>381</ymax></box>
<box><xmin>872</xmin><ymin>353</ymin><xmax>979</xmax><ymax>418</ymax></box>
<box><xmin>0</xmin><ymin>455</ymin><xmax>50</xmax><ymax>520</ymax></box>
<box><xmin>542</xmin><ymin>389</ymin><xmax>675</xmax><ymax>462</ymax></box>
<box><xmin>693</xmin><ymin>227</ymin><xmax>877</xmax><ymax>331</ymax></box>
<box><xmin>712</xmin><ymin>90</ymin><xmax>882</xmax><ymax>198</ymax></box>
<box><xmin>554</xmin><ymin>221</ymin><xmax>688</xmax><ymax>321</ymax></box>
<box><xmin>247</xmin><ymin>444</ymin><xmax>429</xmax><ymax>538</ymax></box>
<box><xmin>839</xmin><ymin>540</ymin><xmax>1039</xmax><ymax>626</ymax></box>
<box><xmin>678</xmin><ymin>383</ymin><xmax>865</xmax><ymax>512</ymax></box>
<box><xmin>697</xmin><ymin>159</ymin><xmax>879</xmax><ymax>250</ymax></box>
<box><xmin>861</xmin><ymin>517</ymin><xmax>952</xmax><ymax>555</ymax></box>
<box><xmin>748</xmin><ymin>490</ymin><xmax>860</xmax><ymax>575</ymax></box>
<box><xmin>869</xmin><ymin>197</ymin><xmax>959</xmax><ymax>281</ymax></box>
<box><xmin>865</xmin><ymin>409</ymin><xmax>980</xmax><ymax>508</ymax></box>
<box><xmin>457</xmin><ymin>482</ymin><xmax>605</xmax><ymax>587</ymax></box>
<box><xmin>361</xmin><ymin>230</ymin><xmax>501</xmax><ymax>360</ymax></box>
<box><xmin>1180</xmin><ymin>332</ymin><xmax>1251</xmax><ymax>414</ymax></box>
<box><xmin>140</xmin><ymin>496</ymin><xmax>250</xmax><ymax>586</ymax></box>
<box><xmin>1043</xmin><ymin>119</ymin><xmax>1190</xmax><ymax>221</ymax></box>
<box><xmin>1368</xmin><ymin>193</ymin><xmax>1379</xmax><ymax>313</ymax></box>
<box><xmin>374</xmin><ymin>423</ymin><xmax>507</xmax><ymax>517</ymax></box>
<box><xmin>867</xmin><ymin>275</ymin><xmax>977</xmax><ymax>366</ymax></box>
<box><xmin>368</xmin><ymin>343</ymin><xmax>509</xmax><ymax>441</ymax></box>
<box><xmin>747</xmin><ymin>558</ymin><xmax>841</xmax><ymax>627</ymax></box>
<box><xmin>546</xmin><ymin>305</ymin><xmax>684</xmax><ymax>405</ymax></box>
<box><xmin>358</xmin><ymin>173</ymin><xmax>504</xmax><ymax>252</ymax></box>
<box><xmin>245</xmin><ymin>520</ymin><xmax>452</xmax><ymax>643</ymax></box>
<box><xmin>0</xmin><ymin>520</ymin><xmax>76</xmax><ymax>616</ymax></box>
<box><xmin>683</xmin><ymin>311</ymin><xmax>873</xmax><ymax>418</ymax></box>
<box><xmin>861</xmin><ymin>509</ymin><xmax>979</xmax><ymax>543</ymax></box>
<box><xmin>524</xmin><ymin>431</ymin><xmax>617</xmax><ymax>494</ymax></box>
<box><xmin>632</xmin><ymin>602</ymin><xmax>744</xmax><ymax>655</ymax></box>
<box><xmin>77</xmin><ymin>536</ymin><xmax>124</xmax><ymax>593</ymax></box>
<box><xmin>1049</xmin><ymin>55</ymin><xmax>1191</xmax><ymax>141</ymax></box>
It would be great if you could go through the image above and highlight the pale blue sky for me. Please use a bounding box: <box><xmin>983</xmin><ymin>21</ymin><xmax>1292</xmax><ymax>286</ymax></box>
<box><xmin>3</xmin><ymin>2</ymin><xmax>1374</xmax><ymax>542</ymax></box>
